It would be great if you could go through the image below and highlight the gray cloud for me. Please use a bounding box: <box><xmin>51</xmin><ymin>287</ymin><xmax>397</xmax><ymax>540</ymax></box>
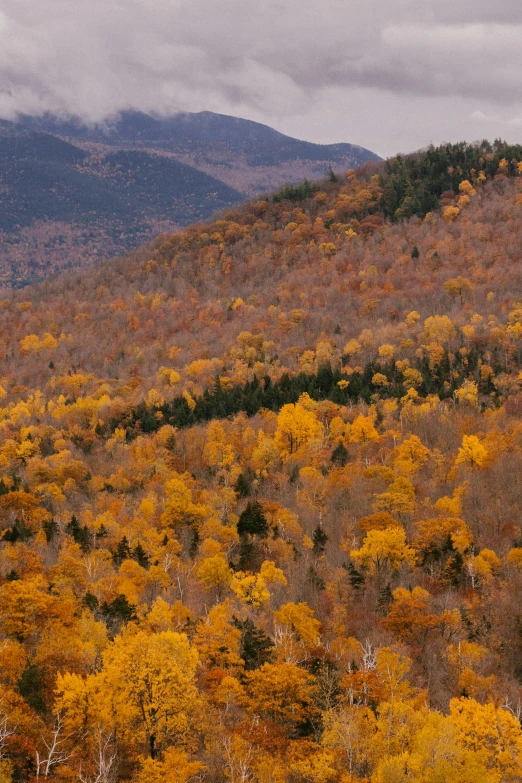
<box><xmin>0</xmin><ymin>0</ymin><xmax>521</xmax><ymax>155</ymax></box>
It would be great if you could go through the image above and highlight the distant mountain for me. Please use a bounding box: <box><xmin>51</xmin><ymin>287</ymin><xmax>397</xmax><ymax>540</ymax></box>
<box><xmin>21</xmin><ymin>110</ymin><xmax>380</xmax><ymax>191</ymax></box>
<box><xmin>0</xmin><ymin>118</ymin><xmax>245</xmax><ymax>286</ymax></box>
<box><xmin>0</xmin><ymin>111</ymin><xmax>380</xmax><ymax>286</ymax></box>
<box><xmin>0</xmin><ymin>120</ymin><xmax>244</xmax><ymax>234</ymax></box>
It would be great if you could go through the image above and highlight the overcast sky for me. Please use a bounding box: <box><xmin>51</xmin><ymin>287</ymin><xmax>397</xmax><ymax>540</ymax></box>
<box><xmin>1</xmin><ymin>0</ymin><xmax>521</xmax><ymax>157</ymax></box>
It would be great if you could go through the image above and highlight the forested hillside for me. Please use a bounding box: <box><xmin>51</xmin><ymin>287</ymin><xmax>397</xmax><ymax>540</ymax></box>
<box><xmin>0</xmin><ymin>141</ymin><xmax>522</xmax><ymax>782</ymax></box>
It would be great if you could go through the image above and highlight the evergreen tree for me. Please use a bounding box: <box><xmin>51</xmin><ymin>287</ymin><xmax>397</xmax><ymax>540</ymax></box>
<box><xmin>331</xmin><ymin>442</ymin><xmax>348</xmax><ymax>467</ymax></box>
<box><xmin>43</xmin><ymin>518</ymin><xmax>58</xmax><ymax>543</ymax></box>
<box><xmin>233</xmin><ymin>617</ymin><xmax>274</xmax><ymax>670</ymax></box>
<box><xmin>113</xmin><ymin>536</ymin><xmax>131</xmax><ymax>566</ymax></box>
<box><xmin>17</xmin><ymin>662</ymin><xmax>46</xmax><ymax>714</ymax></box>
<box><xmin>235</xmin><ymin>470</ymin><xmax>253</xmax><ymax>498</ymax></box>
<box><xmin>132</xmin><ymin>542</ymin><xmax>150</xmax><ymax>569</ymax></box>
<box><xmin>312</xmin><ymin>525</ymin><xmax>328</xmax><ymax>556</ymax></box>
<box><xmin>237</xmin><ymin>501</ymin><xmax>269</xmax><ymax>538</ymax></box>
<box><xmin>66</xmin><ymin>514</ymin><xmax>91</xmax><ymax>553</ymax></box>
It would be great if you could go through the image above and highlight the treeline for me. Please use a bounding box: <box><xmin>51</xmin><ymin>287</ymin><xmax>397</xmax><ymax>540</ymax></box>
<box><xmin>108</xmin><ymin>346</ymin><xmax>504</xmax><ymax>439</ymax></box>
<box><xmin>272</xmin><ymin>179</ymin><xmax>319</xmax><ymax>203</ymax></box>
<box><xmin>380</xmin><ymin>139</ymin><xmax>522</xmax><ymax>220</ymax></box>
<box><xmin>271</xmin><ymin>139</ymin><xmax>522</xmax><ymax>225</ymax></box>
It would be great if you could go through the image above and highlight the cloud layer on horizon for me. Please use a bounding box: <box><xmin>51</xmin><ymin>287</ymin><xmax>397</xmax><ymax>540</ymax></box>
<box><xmin>1</xmin><ymin>0</ymin><xmax>522</xmax><ymax>156</ymax></box>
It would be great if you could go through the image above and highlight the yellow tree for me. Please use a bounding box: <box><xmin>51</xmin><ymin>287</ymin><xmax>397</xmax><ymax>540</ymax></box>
<box><xmin>350</xmin><ymin>415</ymin><xmax>379</xmax><ymax>444</ymax></box>
<box><xmin>373</xmin><ymin>476</ymin><xmax>415</xmax><ymax>517</ymax></box>
<box><xmin>274</xmin><ymin>403</ymin><xmax>324</xmax><ymax>457</ymax></box>
<box><xmin>289</xmin><ymin>748</ymin><xmax>337</xmax><ymax>783</ymax></box>
<box><xmin>455</xmin><ymin>379</ymin><xmax>479</xmax><ymax>406</ymax></box>
<box><xmin>423</xmin><ymin>315</ymin><xmax>456</xmax><ymax>344</ymax></box>
<box><xmin>160</xmin><ymin>473</ymin><xmax>208</xmax><ymax>530</ymax></box>
<box><xmin>444</xmin><ymin>276</ymin><xmax>473</xmax><ymax>304</ymax></box>
<box><xmin>203</xmin><ymin>422</ymin><xmax>239</xmax><ymax>486</ymax></box>
<box><xmin>97</xmin><ymin>630</ymin><xmax>200</xmax><ymax>759</ymax></box>
<box><xmin>274</xmin><ymin>602</ymin><xmax>321</xmax><ymax>646</ymax></box>
<box><xmin>322</xmin><ymin>705</ymin><xmax>376</xmax><ymax>779</ymax></box>
<box><xmin>250</xmin><ymin>430</ymin><xmax>280</xmax><ymax>477</ymax></box>
<box><xmin>197</xmin><ymin>551</ymin><xmax>233</xmax><ymax>597</ymax></box>
<box><xmin>393</xmin><ymin>435</ymin><xmax>430</xmax><ymax>475</ymax></box>
<box><xmin>414</xmin><ymin>516</ymin><xmax>473</xmax><ymax>557</ymax></box>
<box><xmin>136</xmin><ymin>748</ymin><xmax>206</xmax><ymax>783</ymax></box>
<box><xmin>350</xmin><ymin>527</ymin><xmax>415</xmax><ymax>579</ymax></box>
<box><xmin>194</xmin><ymin>600</ymin><xmax>243</xmax><ymax>671</ymax></box>
<box><xmin>405</xmin><ymin>711</ymin><xmax>495</xmax><ymax>783</ymax></box>
<box><xmin>449</xmin><ymin>697</ymin><xmax>522</xmax><ymax>781</ymax></box>
<box><xmin>246</xmin><ymin>662</ymin><xmax>319</xmax><ymax>734</ymax></box>
<box><xmin>372</xmin><ymin>708</ymin><xmax>495</xmax><ymax>783</ymax></box>
<box><xmin>0</xmin><ymin>575</ymin><xmax>56</xmax><ymax>640</ymax></box>
<box><xmin>455</xmin><ymin>435</ymin><xmax>488</xmax><ymax>469</ymax></box>
<box><xmin>231</xmin><ymin>560</ymin><xmax>286</xmax><ymax>608</ymax></box>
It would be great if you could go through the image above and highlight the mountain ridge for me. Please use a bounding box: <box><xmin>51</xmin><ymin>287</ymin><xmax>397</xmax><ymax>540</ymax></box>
<box><xmin>0</xmin><ymin>111</ymin><xmax>380</xmax><ymax>287</ymax></box>
<box><xmin>19</xmin><ymin>109</ymin><xmax>378</xmax><ymax>162</ymax></box>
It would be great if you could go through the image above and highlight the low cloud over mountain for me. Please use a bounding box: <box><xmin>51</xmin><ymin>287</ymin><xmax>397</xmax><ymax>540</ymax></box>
<box><xmin>1</xmin><ymin>1</ymin><xmax>522</xmax><ymax>155</ymax></box>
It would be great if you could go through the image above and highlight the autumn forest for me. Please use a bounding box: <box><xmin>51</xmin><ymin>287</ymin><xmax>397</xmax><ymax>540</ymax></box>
<box><xmin>0</xmin><ymin>141</ymin><xmax>522</xmax><ymax>782</ymax></box>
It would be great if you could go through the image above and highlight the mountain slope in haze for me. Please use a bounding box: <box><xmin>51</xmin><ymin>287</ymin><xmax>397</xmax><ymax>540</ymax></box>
<box><xmin>0</xmin><ymin>142</ymin><xmax>522</xmax><ymax>781</ymax></box>
<box><xmin>0</xmin><ymin>121</ymin><xmax>244</xmax><ymax>232</ymax></box>
<box><xmin>0</xmin><ymin>111</ymin><xmax>379</xmax><ymax>287</ymax></box>
<box><xmin>0</xmin><ymin>119</ymin><xmax>245</xmax><ymax>286</ymax></box>
<box><xmin>22</xmin><ymin>110</ymin><xmax>380</xmax><ymax>193</ymax></box>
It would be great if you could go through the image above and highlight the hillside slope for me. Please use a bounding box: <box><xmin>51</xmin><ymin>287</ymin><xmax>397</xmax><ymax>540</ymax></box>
<box><xmin>0</xmin><ymin>143</ymin><xmax>522</xmax><ymax>781</ymax></box>
<box><xmin>0</xmin><ymin>112</ymin><xmax>379</xmax><ymax>286</ymax></box>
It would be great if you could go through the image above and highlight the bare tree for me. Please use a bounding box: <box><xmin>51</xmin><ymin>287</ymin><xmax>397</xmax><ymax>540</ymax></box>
<box><xmin>0</xmin><ymin>701</ymin><xmax>15</xmax><ymax>761</ymax></box>
<box><xmin>78</xmin><ymin>729</ymin><xmax>118</xmax><ymax>783</ymax></box>
<box><xmin>222</xmin><ymin>736</ymin><xmax>255</xmax><ymax>783</ymax></box>
<box><xmin>35</xmin><ymin>713</ymin><xmax>73</xmax><ymax>780</ymax></box>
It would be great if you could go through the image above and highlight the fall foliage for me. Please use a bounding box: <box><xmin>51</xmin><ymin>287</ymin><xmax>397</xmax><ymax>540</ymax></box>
<box><xmin>0</xmin><ymin>142</ymin><xmax>520</xmax><ymax>781</ymax></box>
